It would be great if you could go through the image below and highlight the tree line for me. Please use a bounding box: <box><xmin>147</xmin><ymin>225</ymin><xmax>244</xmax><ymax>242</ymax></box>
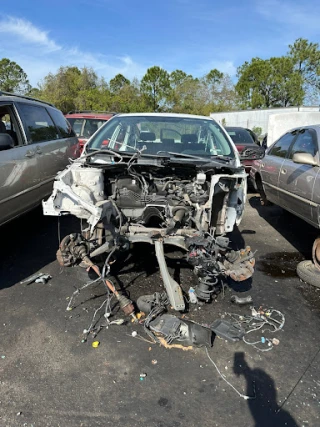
<box><xmin>0</xmin><ymin>38</ymin><xmax>319</xmax><ymax>114</ymax></box>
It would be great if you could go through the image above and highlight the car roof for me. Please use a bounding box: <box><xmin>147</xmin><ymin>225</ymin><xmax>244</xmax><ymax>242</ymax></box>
<box><xmin>65</xmin><ymin>111</ymin><xmax>116</xmax><ymax>119</ymax></box>
<box><xmin>225</xmin><ymin>126</ymin><xmax>249</xmax><ymax>131</ymax></box>
<box><xmin>115</xmin><ymin>112</ymin><xmax>216</xmax><ymax>120</ymax></box>
<box><xmin>285</xmin><ymin>124</ymin><xmax>320</xmax><ymax>133</ymax></box>
<box><xmin>0</xmin><ymin>93</ymin><xmax>56</xmax><ymax>109</ymax></box>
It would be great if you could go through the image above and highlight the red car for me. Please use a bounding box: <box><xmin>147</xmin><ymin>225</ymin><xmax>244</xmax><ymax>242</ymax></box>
<box><xmin>225</xmin><ymin>126</ymin><xmax>260</xmax><ymax>173</ymax></box>
<box><xmin>65</xmin><ymin>111</ymin><xmax>116</xmax><ymax>153</ymax></box>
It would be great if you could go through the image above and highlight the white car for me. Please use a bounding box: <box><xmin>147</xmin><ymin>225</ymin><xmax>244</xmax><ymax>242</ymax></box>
<box><xmin>43</xmin><ymin>113</ymin><xmax>261</xmax><ymax>312</ymax></box>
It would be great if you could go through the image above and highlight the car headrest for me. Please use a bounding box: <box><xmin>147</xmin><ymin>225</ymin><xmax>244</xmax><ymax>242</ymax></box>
<box><xmin>140</xmin><ymin>132</ymin><xmax>156</xmax><ymax>141</ymax></box>
<box><xmin>181</xmin><ymin>133</ymin><xmax>197</xmax><ymax>143</ymax></box>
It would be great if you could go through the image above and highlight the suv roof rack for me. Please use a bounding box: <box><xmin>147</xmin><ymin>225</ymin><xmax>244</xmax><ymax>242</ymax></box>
<box><xmin>66</xmin><ymin>110</ymin><xmax>117</xmax><ymax>115</ymax></box>
<box><xmin>0</xmin><ymin>91</ymin><xmax>55</xmax><ymax>107</ymax></box>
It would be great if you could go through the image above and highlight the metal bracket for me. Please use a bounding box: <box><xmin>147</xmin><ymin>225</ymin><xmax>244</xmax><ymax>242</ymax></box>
<box><xmin>154</xmin><ymin>240</ymin><xmax>185</xmax><ymax>311</ymax></box>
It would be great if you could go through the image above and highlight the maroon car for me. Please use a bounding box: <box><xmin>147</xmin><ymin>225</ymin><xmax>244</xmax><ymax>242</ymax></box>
<box><xmin>225</xmin><ymin>126</ymin><xmax>259</xmax><ymax>173</ymax></box>
<box><xmin>65</xmin><ymin>111</ymin><xmax>116</xmax><ymax>153</ymax></box>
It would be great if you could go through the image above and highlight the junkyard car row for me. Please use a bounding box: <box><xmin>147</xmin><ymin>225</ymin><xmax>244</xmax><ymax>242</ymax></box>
<box><xmin>1</xmin><ymin>94</ymin><xmax>319</xmax><ymax>303</ymax></box>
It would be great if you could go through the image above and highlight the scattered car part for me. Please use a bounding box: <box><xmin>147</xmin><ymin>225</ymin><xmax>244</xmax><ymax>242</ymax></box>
<box><xmin>188</xmin><ymin>287</ymin><xmax>198</xmax><ymax>303</ymax></box>
<box><xmin>20</xmin><ymin>272</ymin><xmax>45</xmax><ymax>285</ymax></box>
<box><xmin>296</xmin><ymin>260</ymin><xmax>320</xmax><ymax>289</ymax></box>
<box><xmin>149</xmin><ymin>313</ymin><xmax>213</xmax><ymax>347</ymax></box>
<box><xmin>230</xmin><ymin>295</ymin><xmax>253</xmax><ymax>305</ymax></box>
<box><xmin>56</xmin><ymin>233</ymin><xmax>91</xmax><ymax>267</ymax></box>
<box><xmin>154</xmin><ymin>240</ymin><xmax>185</xmax><ymax>311</ymax></box>
<box><xmin>224</xmin><ymin>306</ymin><xmax>285</xmax><ymax>352</ymax></box>
<box><xmin>222</xmin><ymin>247</ymin><xmax>255</xmax><ymax>281</ymax></box>
<box><xmin>210</xmin><ymin>319</ymin><xmax>245</xmax><ymax>342</ymax></box>
<box><xmin>137</xmin><ymin>292</ymin><xmax>168</xmax><ymax>313</ymax></box>
<box><xmin>35</xmin><ymin>274</ymin><xmax>52</xmax><ymax>284</ymax></box>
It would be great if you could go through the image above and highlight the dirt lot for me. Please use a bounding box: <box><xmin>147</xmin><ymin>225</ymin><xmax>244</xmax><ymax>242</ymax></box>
<box><xmin>1</xmin><ymin>194</ymin><xmax>320</xmax><ymax>427</ymax></box>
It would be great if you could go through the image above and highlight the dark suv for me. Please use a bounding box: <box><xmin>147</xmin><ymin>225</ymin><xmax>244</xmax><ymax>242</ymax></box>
<box><xmin>65</xmin><ymin>111</ymin><xmax>116</xmax><ymax>152</ymax></box>
<box><xmin>0</xmin><ymin>91</ymin><xmax>80</xmax><ymax>226</ymax></box>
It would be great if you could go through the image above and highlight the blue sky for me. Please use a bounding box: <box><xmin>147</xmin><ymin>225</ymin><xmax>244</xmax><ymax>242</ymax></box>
<box><xmin>0</xmin><ymin>0</ymin><xmax>320</xmax><ymax>87</ymax></box>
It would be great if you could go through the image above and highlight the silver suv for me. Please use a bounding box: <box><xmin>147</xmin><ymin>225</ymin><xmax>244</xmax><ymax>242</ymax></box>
<box><xmin>0</xmin><ymin>92</ymin><xmax>80</xmax><ymax>226</ymax></box>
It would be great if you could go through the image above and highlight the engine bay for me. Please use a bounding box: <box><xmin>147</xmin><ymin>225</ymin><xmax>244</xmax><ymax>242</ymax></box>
<box><xmin>43</xmin><ymin>152</ymin><xmax>254</xmax><ymax>313</ymax></box>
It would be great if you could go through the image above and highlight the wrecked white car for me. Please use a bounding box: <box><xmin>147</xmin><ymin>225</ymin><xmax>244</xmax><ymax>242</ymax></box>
<box><xmin>43</xmin><ymin>113</ymin><xmax>260</xmax><ymax>313</ymax></box>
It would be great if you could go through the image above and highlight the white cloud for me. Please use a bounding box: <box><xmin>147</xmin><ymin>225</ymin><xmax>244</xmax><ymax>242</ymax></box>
<box><xmin>255</xmin><ymin>0</ymin><xmax>320</xmax><ymax>33</ymax></box>
<box><xmin>197</xmin><ymin>60</ymin><xmax>237</xmax><ymax>77</ymax></box>
<box><xmin>0</xmin><ymin>16</ymin><xmax>147</xmax><ymax>86</ymax></box>
<box><xmin>0</xmin><ymin>16</ymin><xmax>61</xmax><ymax>52</ymax></box>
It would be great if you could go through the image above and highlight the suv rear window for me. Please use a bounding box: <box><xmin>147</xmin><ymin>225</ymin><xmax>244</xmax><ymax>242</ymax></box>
<box><xmin>48</xmin><ymin>107</ymin><xmax>75</xmax><ymax>138</ymax></box>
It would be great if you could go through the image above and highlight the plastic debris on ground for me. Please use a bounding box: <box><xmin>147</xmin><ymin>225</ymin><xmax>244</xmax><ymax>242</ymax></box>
<box><xmin>210</xmin><ymin>319</ymin><xmax>245</xmax><ymax>342</ymax></box>
<box><xmin>20</xmin><ymin>272</ymin><xmax>51</xmax><ymax>285</ymax></box>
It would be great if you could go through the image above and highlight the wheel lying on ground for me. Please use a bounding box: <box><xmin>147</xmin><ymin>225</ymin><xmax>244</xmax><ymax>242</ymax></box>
<box><xmin>296</xmin><ymin>260</ymin><xmax>320</xmax><ymax>288</ymax></box>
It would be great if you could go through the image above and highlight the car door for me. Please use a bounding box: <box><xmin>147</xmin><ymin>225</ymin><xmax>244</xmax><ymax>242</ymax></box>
<box><xmin>17</xmin><ymin>103</ymin><xmax>77</xmax><ymax>200</ymax></box>
<box><xmin>260</xmin><ymin>132</ymin><xmax>297</xmax><ymax>206</ymax></box>
<box><xmin>0</xmin><ymin>103</ymin><xmax>42</xmax><ymax>226</ymax></box>
<box><xmin>278</xmin><ymin>128</ymin><xmax>319</xmax><ymax>227</ymax></box>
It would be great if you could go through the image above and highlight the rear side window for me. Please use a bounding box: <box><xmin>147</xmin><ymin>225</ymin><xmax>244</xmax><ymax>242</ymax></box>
<box><xmin>288</xmin><ymin>130</ymin><xmax>317</xmax><ymax>159</ymax></box>
<box><xmin>67</xmin><ymin>118</ymin><xmax>83</xmax><ymax>137</ymax></box>
<box><xmin>48</xmin><ymin>108</ymin><xmax>75</xmax><ymax>138</ymax></box>
<box><xmin>268</xmin><ymin>133</ymin><xmax>296</xmax><ymax>158</ymax></box>
<box><xmin>227</xmin><ymin>129</ymin><xmax>254</xmax><ymax>144</ymax></box>
<box><xmin>18</xmin><ymin>103</ymin><xmax>59</xmax><ymax>143</ymax></box>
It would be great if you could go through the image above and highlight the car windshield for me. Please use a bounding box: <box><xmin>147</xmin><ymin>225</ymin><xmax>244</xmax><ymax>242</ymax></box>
<box><xmin>226</xmin><ymin>128</ymin><xmax>255</xmax><ymax>145</ymax></box>
<box><xmin>87</xmin><ymin>115</ymin><xmax>234</xmax><ymax>158</ymax></box>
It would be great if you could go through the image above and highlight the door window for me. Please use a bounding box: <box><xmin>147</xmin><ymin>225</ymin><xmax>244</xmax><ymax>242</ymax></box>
<box><xmin>48</xmin><ymin>107</ymin><xmax>75</xmax><ymax>138</ymax></box>
<box><xmin>288</xmin><ymin>130</ymin><xmax>317</xmax><ymax>159</ymax></box>
<box><xmin>18</xmin><ymin>103</ymin><xmax>60</xmax><ymax>143</ymax></box>
<box><xmin>268</xmin><ymin>132</ymin><xmax>296</xmax><ymax>158</ymax></box>
<box><xmin>0</xmin><ymin>105</ymin><xmax>24</xmax><ymax>147</ymax></box>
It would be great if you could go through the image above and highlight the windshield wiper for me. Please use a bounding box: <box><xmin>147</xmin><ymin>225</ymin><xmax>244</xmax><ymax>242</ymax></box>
<box><xmin>158</xmin><ymin>151</ymin><xmax>233</xmax><ymax>163</ymax></box>
<box><xmin>157</xmin><ymin>151</ymin><xmax>208</xmax><ymax>160</ymax></box>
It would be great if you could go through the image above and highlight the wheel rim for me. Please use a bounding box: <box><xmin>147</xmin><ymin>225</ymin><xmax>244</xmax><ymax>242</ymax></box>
<box><xmin>312</xmin><ymin>238</ymin><xmax>320</xmax><ymax>271</ymax></box>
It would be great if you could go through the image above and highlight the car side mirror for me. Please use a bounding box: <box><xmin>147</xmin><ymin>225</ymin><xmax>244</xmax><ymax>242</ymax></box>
<box><xmin>292</xmin><ymin>152</ymin><xmax>318</xmax><ymax>167</ymax></box>
<box><xmin>0</xmin><ymin>133</ymin><xmax>14</xmax><ymax>151</ymax></box>
<box><xmin>240</xmin><ymin>146</ymin><xmax>265</xmax><ymax>160</ymax></box>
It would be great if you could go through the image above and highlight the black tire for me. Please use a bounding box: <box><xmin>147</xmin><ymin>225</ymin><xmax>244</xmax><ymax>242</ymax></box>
<box><xmin>296</xmin><ymin>260</ymin><xmax>320</xmax><ymax>288</ymax></box>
